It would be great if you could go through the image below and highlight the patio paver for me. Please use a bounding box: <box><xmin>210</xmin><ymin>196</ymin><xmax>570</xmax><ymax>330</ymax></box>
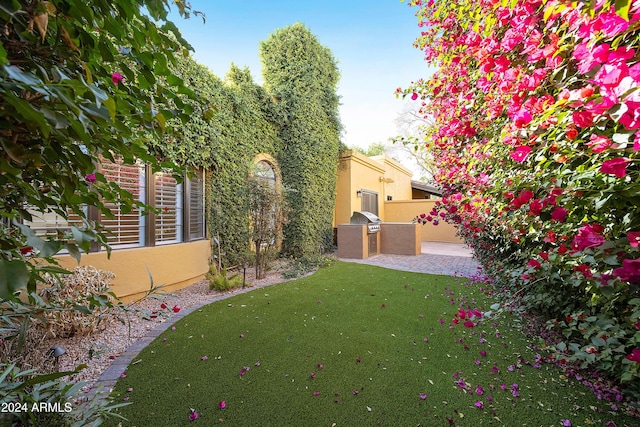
<box><xmin>340</xmin><ymin>242</ymin><xmax>482</xmax><ymax>278</ymax></box>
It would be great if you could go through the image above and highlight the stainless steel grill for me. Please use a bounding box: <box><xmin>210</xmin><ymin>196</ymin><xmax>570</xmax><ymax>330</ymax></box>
<box><xmin>350</xmin><ymin>211</ymin><xmax>382</xmax><ymax>234</ymax></box>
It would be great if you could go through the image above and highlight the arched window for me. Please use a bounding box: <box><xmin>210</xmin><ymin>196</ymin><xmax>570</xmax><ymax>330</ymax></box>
<box><xmin>254</xmin><ymin>160</ymin><xmax>276</xmax><ymax>185</ymax></box>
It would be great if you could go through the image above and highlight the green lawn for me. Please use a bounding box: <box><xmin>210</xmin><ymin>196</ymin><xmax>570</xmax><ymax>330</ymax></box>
<box><xmin>107</xmin><ymin>262</ymin><xmax>637</xmax><ymax>426</ymax></box>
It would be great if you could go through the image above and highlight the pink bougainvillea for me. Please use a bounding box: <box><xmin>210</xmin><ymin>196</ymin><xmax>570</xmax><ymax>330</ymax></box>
<box><xmin>403</xmin><ymin>0</ymin><xmax>640</xmax><ymax>392</ymax></box>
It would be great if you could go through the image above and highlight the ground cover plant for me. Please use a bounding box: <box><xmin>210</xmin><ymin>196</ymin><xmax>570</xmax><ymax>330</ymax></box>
<box><xmin>108</xmin><ymin>263</ymin><xmax>637</xmax><ymax>426</ymax></box>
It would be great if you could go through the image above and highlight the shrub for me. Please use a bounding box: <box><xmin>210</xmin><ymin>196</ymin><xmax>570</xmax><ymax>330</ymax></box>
<box><xmin>206</xmin><ymin>266</ymin><xmax>244</xmax><ymax>292</ymax></box>
<box><xmin>282</xmin><ymin>254</ymin><xmax>337</xmax><ymax>279</ymax></box>
<box><xmin>402</xmin><ymin>0</ymin><xmax>640</xmax><ymax>397</ymax></box>
<box><xmin>38</xmin><ymin>267</ymin><xmax>115</xmax><ymax>339</ymax></box>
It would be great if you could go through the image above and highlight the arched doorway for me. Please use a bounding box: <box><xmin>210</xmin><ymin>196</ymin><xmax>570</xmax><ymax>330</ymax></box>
<box><xmin>248</xmin><ymin>154</ymin><xmax>285</xmax><ymax>279</ymax></box>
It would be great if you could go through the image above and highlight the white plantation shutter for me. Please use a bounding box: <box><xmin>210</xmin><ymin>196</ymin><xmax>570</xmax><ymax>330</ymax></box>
<box><xmin>154</xmin><ymin>171</ymin><xmax>183</xmax><ymax>244</ymax></box>
<box><xmin>100</xmin><ymin>158</ymin><xmax>146</xmax><ymax>248</ymax></box>
<box><xmin>25</xmin><ymin>208</ymin><xmax>84</xmax><ymax>238</ymax></box>
<box><xmin>188</xmin><ymin>169</ymin><xmax>205</xmax><ymax>240</ymax></box>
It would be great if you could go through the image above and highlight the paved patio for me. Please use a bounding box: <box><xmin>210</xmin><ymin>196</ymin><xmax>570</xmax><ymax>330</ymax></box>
<box><xmin>339</xmin><ymin>242</ymin><xmax>482</xmax><ymax>278</ymax></box>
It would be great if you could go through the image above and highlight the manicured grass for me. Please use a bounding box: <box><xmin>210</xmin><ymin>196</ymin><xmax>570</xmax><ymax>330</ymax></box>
<box><xmin>107</xmin><ymin>262</ymin><xmax>637</xmax><ymax>426</ymax></box>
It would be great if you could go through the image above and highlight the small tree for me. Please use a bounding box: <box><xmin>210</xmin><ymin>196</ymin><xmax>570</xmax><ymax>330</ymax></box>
<box><xmin>247</xmin><ymin>174</ymin><xmax>287</xmax><ymax>279</ymax></box>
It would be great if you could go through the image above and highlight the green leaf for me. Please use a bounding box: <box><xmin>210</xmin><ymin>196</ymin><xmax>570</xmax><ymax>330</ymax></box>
<box><xmin>614</xmin><ymin>0</ymin><xmax>630</xmax><ymax>20</ymax></box>
<box><xmin>71</xmin><ymin>226</ymin><xmax>94</xmax><ymax>254</ymax></box>
<box><xmin>65</xmin><ymin>243</ymin><xmax>82</xmax><ymax>263</ymax></box>
<box><xmin>104</xmin><ymin>96</ymin><xmax>117</xmax><ymax>120</ymax></box>
<box><xmin>0</xmin><ymin>42</ymin><xmax>7</xmax><ymax>65</ymax></box>
<box><xmin>0</xmin><ymin>259</ymin><xmax>30</xmax><ymax>299</ymax></box>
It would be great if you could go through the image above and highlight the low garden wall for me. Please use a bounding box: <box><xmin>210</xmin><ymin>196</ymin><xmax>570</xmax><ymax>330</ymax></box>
<box><xmin>384</xmin><ymin>200</ymin><xmax>461</xmax><ymax>243</ymax></box>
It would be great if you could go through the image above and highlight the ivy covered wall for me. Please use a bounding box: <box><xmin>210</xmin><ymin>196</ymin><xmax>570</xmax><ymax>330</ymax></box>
<box><xmin>261</xmin><ymin>23</ymin><xmax>342</xmax><ymax>256</ymax></box>
<box><xmin>160</xmin><ymin>23</ymin><xmax>341</xmax><ymax>264</ymax></box>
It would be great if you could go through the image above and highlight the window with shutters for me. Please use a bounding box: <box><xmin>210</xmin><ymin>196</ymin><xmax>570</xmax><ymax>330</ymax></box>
<box><xmin>20</xmin><ymin>158</ymin><xmax>205</xmax><ymax>252</ymax></box>
<box><xmin>100</xmin><ymin>158</ymin><xmax>146</xmax><ymax>248</ymax></box>
<box><xmin>361</xmin><ymin>190</ymin><xmax>379</xmax><ymax>216</ymax></box>
<box><xmin>154</xmin><ymin>171</ymin><xmax>183</xmax><ymax>245</ymax></box>
<box><xmin>25</xmin><ymin>208</ymin><xmax>85</xmax><ymax>239</ymax></box>
<box><xmin>187</xmin><ymin>169</ymin><xmax>206</xmax><ymax>241</ymax></box>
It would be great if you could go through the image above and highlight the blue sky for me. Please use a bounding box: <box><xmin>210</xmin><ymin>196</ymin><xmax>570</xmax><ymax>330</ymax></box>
<box><xmin>168</xmin><ymin>0</ymin><xmax>429</xmax><ymax>149</ymax></box>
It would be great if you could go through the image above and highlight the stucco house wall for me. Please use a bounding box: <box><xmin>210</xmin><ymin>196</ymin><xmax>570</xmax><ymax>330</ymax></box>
<box><xmin>334</xmin><ymin>151</ymin><xmax>460</xmax><ymax>244</ymax></box>
<box><xmin>55</xmin><ymin>240</ymin><xmax>211</xmax><ymax>302</ymax></box>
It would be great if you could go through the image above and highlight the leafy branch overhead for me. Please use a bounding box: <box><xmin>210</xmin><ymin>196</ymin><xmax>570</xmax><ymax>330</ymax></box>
<box><xmin>0</xmin><ymin>0</ymin><xmax>206</xmax><ymax>296</ymax></box>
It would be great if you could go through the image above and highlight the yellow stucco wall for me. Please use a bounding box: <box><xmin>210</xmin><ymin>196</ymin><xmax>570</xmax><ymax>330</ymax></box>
<box><xmin>55</xmin><ymin>239</ymin><xmax>211</xmax><ymax>302</ymax></box>
<box><xmin>335</xmin><ymin>151</ymin><xmax>385</xmax><ymax>225</ymax></box>
<box><xmin>384</xmin><ymin>200</ymin><xmax>462</xmax><ymax>243</ymax></box>
<box><xmin>370</xmin><ymin>155</ymin><xmax>413</xmax><ymax>201</ymax></box>
<box><xmin>334</xmin><ymin>151</ymin><xmax>414</xmax><ymax>226</ymax></box>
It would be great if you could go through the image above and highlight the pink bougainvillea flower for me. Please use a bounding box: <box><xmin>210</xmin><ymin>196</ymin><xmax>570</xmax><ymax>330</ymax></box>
<box><xmin>19</xmin><ymin>246</ymin><xmax>34</xmax><ymax>255</ymax></box>
<box><xmin>510</xmin><ymin>146</ymin><xmax>532</xmax><ymax>162</ymax></box>
<box><xmin>594</xmin><ymin>63</ymin><xmax>626</xmax><ymax>88</ymax></box>
<box><xmin>595</xmin><ymin>11</ymin><xmax>629</xmax><ymax>37</ymax></box>
<box><xmin>627</xmin><ymin>232</ymin><xmax>640</xmax><ymax>248</ymax></box>
<box><xmin>85</xmin><ymin>173</ymin><xmax>96</xmax><ymax>183</ymax></box>
<box><xmin>463</xmin><ymin>320</ymin><xmax>476</xmax><ymax>328</ymax></box>
<box><xmin>172</xmin><ymin>305</ymin><xmax>181</xmax><ymax>313</ymax></box>
<box><xmin>476</xmin><ymin>385</ymin><xmax>484</xmax><ymax>395</ymax></box>
<box><xmin>572</xmin><ymin>223</ymin><xmax>606</xmax><ymax>251</ymax></box>
<box><xmin>189</xmin><ymin>410</ymin><xmax>198</xmax><ymax>421</ymax></box>
<box><xmin>310</xmin><ymin>371</ymin><xmax>316</xmax><ymax>378</ymax></box>
<box><xmin>527</xmin><ymin>259</ymin><xmax>541</xmax><ymax>269</ymax></box>
<box><xmin>218</xmin><ymin>400</ymin><xmax>226</xmax><ymax>409</ymax></box>
<box><xmin>586</xmin><ymin>134</ymin><xmax>611</xmax><ymax>153</ymax></box>
<box><xmin>561</xmin><ymin>420</ymin><xmax>572</xmax><ymax>427</ymax></box>
<box><xmin>514</xmin><ymin>109</ymin><xmax>532</xmax><ymax>128</ymax></box>
<box><xmin>574</xmin><ymin>264</ymin><xmax>593</xmax><ymax>278</ymax></box>
<box><xmin>120</xmin><ymin>372</ymin><xmax>127</xmax><ymax>378</ymax></box>
<box><xmin>600</xmin><ymin>158</ymin><xmax>629</xmax><ymax>178</ymax></box>
<box><xmin>411</xmin><ymin>92</ymin><xmax>418</xmax><ymax>101</ymax></box>
<box><xmin>613</xmin><ymin>258</ymin><xmax>640</xmax><ymax>283</ymax></box>
<box><xmin>201</xmin><ymin>356</ymin><xmax>208</xmax><ymax>361</ymax></box>
<box><xmin>160</xmin><ymin>303</ymin><xmax>167</xmax><ymax>309</ymax></box>
<box><xmin>352</xmin><ymin>389</ymin><xmax>359</xmax><ymax>395</ymax></box>
<box><xmin>634</xmin><ymin>132</ymin><xmax>640</xmax><ymax>150</ymax></box>
<box><xmin>313</xmin><ymin>391</ymin><xmax>321</xmax><ymax>396</ymax></box>
<box><xmin>572</xmin><ymin>110</ymin><xmax>594</xmax><ymax>128</ymax></box>
<box><xmin>317</xmin><ymin>363</ymin><xmax>324</xmax><ymax>370</ymax></box>
<box><xmin>475</xmin><ymin>400</ymin><xmax>484</xmax><ymax>409</ymax></box>
<box><xmin>551</xmin><ymin>207</ymin><xmax>568</xmax><ymax>222</ymax></box>
<box><xmin>111</xmin><ymin>72</ymin><xmax>124</xmax><ymax>85</ymax></box>
<box><xmin>419</xmin><ymin>393</ymin><xmax>427</xmax><ymax>400</ymax></box>
<box><xmin>574</xmin><ymin>41</ymin><xmax>610</xmax><ymax>74</ymax></box>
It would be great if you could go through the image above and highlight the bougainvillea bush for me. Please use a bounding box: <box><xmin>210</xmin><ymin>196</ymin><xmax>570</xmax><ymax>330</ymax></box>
<box><xmin>402</xmin><ymin>0</ymin><xmax>640</xmax><ymax>398</ymax></box>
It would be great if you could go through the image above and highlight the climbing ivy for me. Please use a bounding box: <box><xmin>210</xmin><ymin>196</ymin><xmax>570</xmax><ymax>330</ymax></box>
<box><xmin>154</xmin><ymin>24</ymin><xmax>342</xmax><ymax>263</ymax></box>
<box><xmin>260</xmin><ymin>23</ymin><xmax>341</xmax><ymax>256</ymax></box>
<box><xmin>157</xmin><ymin>56</ymin><xmax>278</xmax><ymax>265</ymax></box>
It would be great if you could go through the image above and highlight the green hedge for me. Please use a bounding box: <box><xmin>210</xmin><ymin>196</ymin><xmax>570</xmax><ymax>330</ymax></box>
<box><xmin>161</xmin><ymin>24</ymin><xmax>341</xmax><ymax>263</ymax></box>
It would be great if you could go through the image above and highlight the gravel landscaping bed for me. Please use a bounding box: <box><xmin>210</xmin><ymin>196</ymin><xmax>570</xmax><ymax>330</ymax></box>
<box><xmin>45</xmin><ymin>263</ymin><xmax>299</xmax><ymax>388</ymax></box>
